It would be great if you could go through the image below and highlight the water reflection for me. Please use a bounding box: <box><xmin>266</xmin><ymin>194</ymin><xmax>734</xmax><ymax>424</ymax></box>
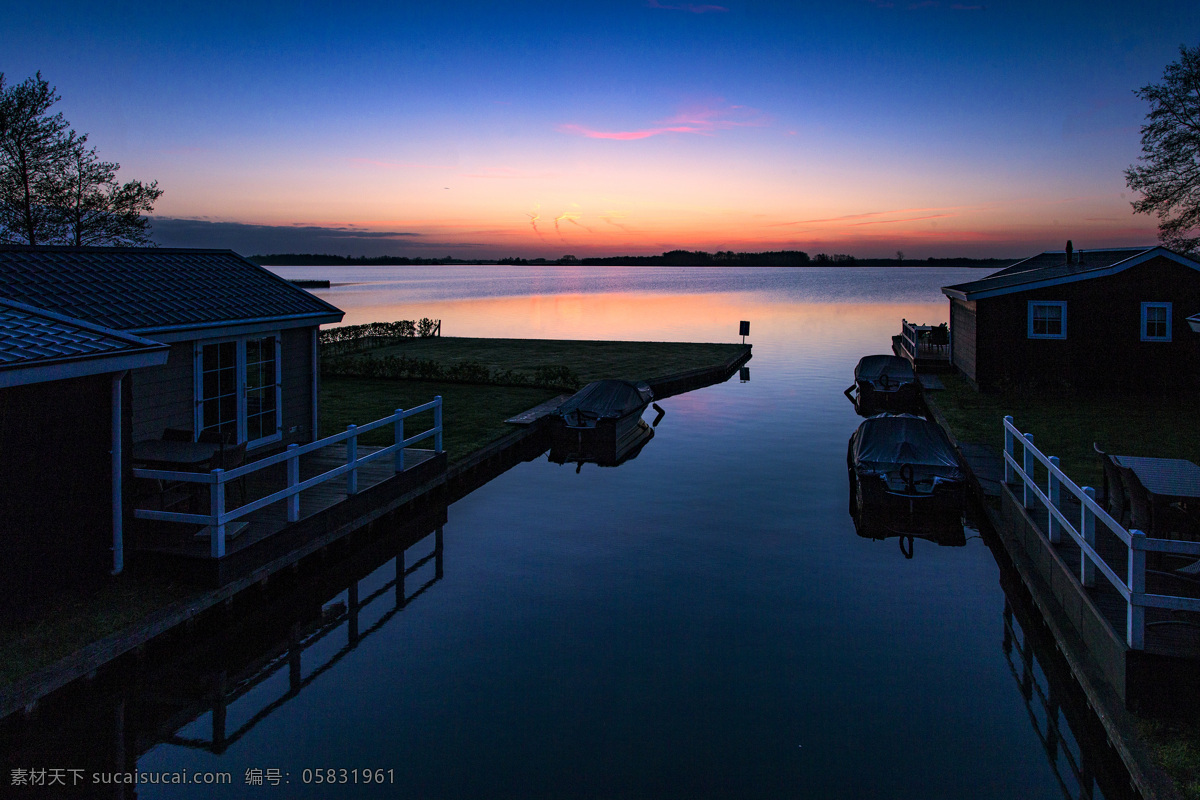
<box><xmin>0</xmin><ymin>504</ymin><xmax>446</xmax><ymax>794</ymax></box>
<box><xmin>999</xmin><ymin>568</ymin><xmax>1135</xmax><ymax>800</ymax></box>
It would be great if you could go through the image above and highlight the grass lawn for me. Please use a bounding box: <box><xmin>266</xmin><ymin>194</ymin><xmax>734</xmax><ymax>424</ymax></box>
<box><xmin>930</xmin><ymin>372</ymin><xmax>1200</xmax><ymax>490</ymax></box>
<box><xmin>353</xmin><ymin>336</ymin><xmax>745</xmax><ymax>383</ymax></box>
<box><xmin>320</xmin><ymin>377</ymin><xmax>557</xmax><ymax>461</ymax></box>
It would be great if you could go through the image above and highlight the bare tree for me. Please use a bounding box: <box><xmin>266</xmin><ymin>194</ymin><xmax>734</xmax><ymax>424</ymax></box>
<box><xmin>0</xmin><ymin>72</ymin><xmax>162</xmax><ymax>246</ymax></box>
<box><xmin>1125</xmin><ymin>44</ymin><xmax>1200</xmax><ymax>255</ymax></box>
<box><xmin>0</xmin><ymin>72</ymin><xmax>71</xmax><ymax>244</ymax></box>
<box><xmin>54</xmin><ymin>140</ymin><xmax>162</xmax><ymax>246</ymax></box>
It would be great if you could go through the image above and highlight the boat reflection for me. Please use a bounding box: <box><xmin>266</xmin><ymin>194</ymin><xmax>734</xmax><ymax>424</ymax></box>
<box><xmin>846</xmin><ymin>459</ymin><xmax>965</xmax><ymax>557</ymax></box>
<box><xmin>0</xmin><ymin>502</ymin><xmax>447</xmax><ymax>789</ymax></box>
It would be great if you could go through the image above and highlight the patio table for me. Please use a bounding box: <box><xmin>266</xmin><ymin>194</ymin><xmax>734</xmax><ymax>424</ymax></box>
<box><xmin>1111</xmin><ymin>455</ymin><xmax>1200</xmax><ymax>539</ymax></box>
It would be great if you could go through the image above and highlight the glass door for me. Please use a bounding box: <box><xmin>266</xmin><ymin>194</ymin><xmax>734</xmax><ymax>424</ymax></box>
<box><xmin>196</xmin><ymin>335</ymin><xmax>282</xmax><ymax>447</ymax></box>
<box><xmin>245</xmin><ymin>336</ymin><xmax>280</xmax><ymax>445</ymax></box>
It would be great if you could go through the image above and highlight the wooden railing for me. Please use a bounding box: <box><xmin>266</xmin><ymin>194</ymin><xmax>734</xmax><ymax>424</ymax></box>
<box><xmin>900</xmin><ymin>319</ymin><xmax>950</xmax><ymax>361</ymax></box>
<box><xmin>1003</xmin><ymin>415</ymin><xmax>1200</xmax><ymax>649</ymax></box>
<box><xmin>134</xmin><ymin>398</ymin><xmax>443</xmax><ymax>558</ymax></box>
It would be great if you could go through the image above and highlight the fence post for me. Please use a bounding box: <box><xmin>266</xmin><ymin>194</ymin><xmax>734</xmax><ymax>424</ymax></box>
<box><xmin>1048</xmin><ymin>456</ymin><xmax>1061</xmax><ymax>543</ymax></box>
<box><xmin>1127</xmin><ymin>529</ymin><xmax>1146</xmax><ymax>650</ymax></box>
<box><xmin>287</xmin><ymin>443</ymin><xmax>300</xmax><ymax>522</ymax></box>
<box><xmin>394</xmin><ymin>409</ymin><xmax>405</xmax><ymax>472</ymax></box>
<box><xmin>347</xmin><ymin>424</ymin><xmax>358</xmax><ymax>495</ymax></box>
<box><xmin>211</xmin><ymin>469</ymin><xmax>226</xmax><ymax>558</ymax></box>
<box><xmin>434</xmin><ymin>396</ymin><xmax>443</xmax><ymax>453</ymax></box>
<box><xmin>1004</xmin><ymin>416</ymin><xmax>1015</xmax><ymax>484</ymax></box>
<box><xmin>1023</xmin><ymin>433</ymin><xmax>1035</xmax><ymax>509</ymax></box>
<box><xmin>1081</xmin><ymin>487</ymin><xmax>1097</xmax><ymax>588</ymax></box>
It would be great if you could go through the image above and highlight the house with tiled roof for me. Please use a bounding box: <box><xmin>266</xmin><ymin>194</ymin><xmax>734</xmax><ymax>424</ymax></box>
<box><xmin>941</xmin><ymin>245</ymin><xmax>1200</xmax><ymax>392</ymax></box>
<box><xmin>0</xmin><ymin>246</ymin><xmax>344</xmax><ymax>594</ymax></box>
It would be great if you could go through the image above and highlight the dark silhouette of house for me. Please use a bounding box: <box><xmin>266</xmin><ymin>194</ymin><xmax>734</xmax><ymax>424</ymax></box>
<box><xmin>941</xmin><ymin>246</ymin><xmax>1200</xmax><ymax>392</ymax></box>
<box><xmin>0</xmin><ymin>246</ymin><xmax>344</xmax><ymax>590</ymax></box>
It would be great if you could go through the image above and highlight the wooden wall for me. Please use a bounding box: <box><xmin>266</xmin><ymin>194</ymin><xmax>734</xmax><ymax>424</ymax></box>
<box><xmin>950</xmin><ymin>298</ymin><xmax>978</xmax><ymax>384</ymax></box>
<box><xmin>129</xmin><ymin>327</ymin><xmax>317</xmax><ymax>448</ymax></box>
<box><xmin>0</xmin><ymin>374</ymin><xmax>116</xmax><ymax>606</ymax></box>
<box><xmin>972</xmin><ymin>255</ymin><xmax>1200</xmax><ymax>392</ymax></box>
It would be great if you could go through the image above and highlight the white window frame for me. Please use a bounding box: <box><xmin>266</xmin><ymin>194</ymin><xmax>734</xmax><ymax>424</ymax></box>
<box><xmin>1027</xmin><ymin>301</ymin><xmax>1067</xmax><ymax>340</ymax></box>
<box><xmin>1140</xmin><ymin>302</ymin><xmax>1172</xmax><ymax>342</ymax></box>
<box><xmin>194</xmin><ymin>333</ymin><xmax>283</xmax><ymax>449</ymax></box>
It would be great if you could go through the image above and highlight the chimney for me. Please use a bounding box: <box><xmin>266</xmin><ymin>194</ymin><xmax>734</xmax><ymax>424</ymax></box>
<box><xmin>1065</xmin><ymin>240</ymin><xmax>1074</xmax><ymax>264</ymax></box>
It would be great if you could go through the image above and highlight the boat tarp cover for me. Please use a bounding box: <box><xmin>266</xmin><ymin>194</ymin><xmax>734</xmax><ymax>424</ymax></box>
<box><xmin>555</xmin><ymin>380</ymin><xmax>653</xmax><ymax>421</ymax></box>
<box><xmin>851</xmin><ymin>414</ymin><xmax>962</xmax><ymax>478</ymax></box>
<box><xmin>854</xmin><ymin>355</ymin><xmax>916</xmax><ymax>385</ymax></box>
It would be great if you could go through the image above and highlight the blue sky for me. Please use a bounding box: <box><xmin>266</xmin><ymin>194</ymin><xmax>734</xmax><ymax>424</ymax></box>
<box><xmin>4</xmin><ymin>1</ymin><xmax>1198</xmax><ymax>257</ymax></box>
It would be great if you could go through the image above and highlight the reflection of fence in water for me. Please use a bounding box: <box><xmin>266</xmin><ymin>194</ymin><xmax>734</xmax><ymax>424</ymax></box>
<box><xmin>1002</xmin><ymin>599</ymin><xmax>1127</xmax><ymax>800</ymax></box>
<box><xmin>167</xmin><ymin>528</ymin><xmax>444</xmax><ymax>753</ymax></box>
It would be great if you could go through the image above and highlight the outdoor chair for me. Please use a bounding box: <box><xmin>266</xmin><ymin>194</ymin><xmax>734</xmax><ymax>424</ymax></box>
<box><xmin>1119</xmin><ymin>465</ymin><xmax>1154</xmax><ymax>534</ymax></box>
<box><xmin>161</xmin><ymin>427</ymin><xmax>194</xmax><ymax>441</ymax></box>
<box><xmin>1094</xmin><ymin>443</ymin><xmax>1128</xmax><ymax>526</ymax></box>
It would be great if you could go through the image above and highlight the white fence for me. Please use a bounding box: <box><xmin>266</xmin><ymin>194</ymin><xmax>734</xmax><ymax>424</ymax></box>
<box><xmin>134</xmin><ymin>398</ymin><xmax>443</xmax><ymax>558</ymax></box>
<box><xmin>900</xmin><ymin>319</ymin><xmax>949</xmax><ymax>361</ymax></box>
<box><xmin>1003</xmin><ymin>415</ymin><xmax>1200</xmax><ymax>649</ymax></box>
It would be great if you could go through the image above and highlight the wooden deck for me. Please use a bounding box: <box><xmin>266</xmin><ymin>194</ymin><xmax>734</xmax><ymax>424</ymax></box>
<box><xmin>135</xmin><ymin>444</ymin><xmax>437</xmax><ymax>561</ymax></box>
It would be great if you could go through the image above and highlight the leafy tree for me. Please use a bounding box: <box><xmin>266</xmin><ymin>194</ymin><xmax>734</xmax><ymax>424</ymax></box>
<box><xmin>1125</xmin><ymin>44</ymin><xmax>1200</xmax><ymax>255</ymax></box>
<box><xmin>0</xmin><ymin>72</ymin><xmax>161</xmax><ymax>246</ymax></box>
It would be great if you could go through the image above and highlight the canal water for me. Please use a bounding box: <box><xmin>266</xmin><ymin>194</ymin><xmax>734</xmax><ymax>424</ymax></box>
<box><xmin>3</xmin><ymin>267</ymin><xmax>1133</xmax><ymax>798</ymax></box>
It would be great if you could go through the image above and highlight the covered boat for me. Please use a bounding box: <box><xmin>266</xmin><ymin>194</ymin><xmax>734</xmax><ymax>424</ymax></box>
<box><xmin>847</xmin><ymin>413</ymin><xmax>965</xmax><ymax>529</ymax></box>
<box><xmin>844</xmin><ymin>355</ymin><xmax>921</xmax><ymax>416</ymax></box>
<box><xmin>548</xmin><ymin>380</ymin><xmax>654</xmax><ymax>466</ymax></box>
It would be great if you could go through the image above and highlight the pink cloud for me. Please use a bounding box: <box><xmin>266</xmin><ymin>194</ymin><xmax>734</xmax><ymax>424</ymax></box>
<box><xmin>647</xmin><ymin>0</ymin><xmax>728</xmax><ymax>12</ymax></box>
<box><xmin>559</xmin><ymin>102</ymin><xmax>767</xmax><ymax>141</ymax></box>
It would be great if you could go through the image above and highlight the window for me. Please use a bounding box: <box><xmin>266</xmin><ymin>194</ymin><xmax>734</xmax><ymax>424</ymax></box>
<box><xmin>1028</xmin><ymin>301</ymin><xmax>1067</xmax><ymax>339</ymax></box>
<box><xmin>195</xmin><ymin>334</ymin><xmax>282</xmax><ymax>447</ymax></box>
<box><xmin>1141</xmin><ymin>302</ymin><xmax>1172</xmax><ymax>342</ymax></box>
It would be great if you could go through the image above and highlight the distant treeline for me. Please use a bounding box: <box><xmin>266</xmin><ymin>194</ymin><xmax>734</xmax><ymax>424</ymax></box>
<box><xmin>252</xmin><ymin>253</ymin><xmax>470</xmax><ymax>266</ymax></box>
<box><xmin>252</xmin><ymin>250</ymin><xmax>1013</xmax><ymax>268</ymax></box>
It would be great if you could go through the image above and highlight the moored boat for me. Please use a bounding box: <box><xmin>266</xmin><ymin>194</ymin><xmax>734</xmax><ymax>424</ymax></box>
<box><xmin>548</xmin><ymin>380</ymin><xmax>654</xmax><ymax>466</ymax></box>
<box><xmin>845</xmin><ymin>354</ymin><xmax>922</xmax><ymax>416</ymax></box>
<box><xmin>847</xmin><ymin>413</ymin><xmax>965</xmax><ymax>532</ymax></box>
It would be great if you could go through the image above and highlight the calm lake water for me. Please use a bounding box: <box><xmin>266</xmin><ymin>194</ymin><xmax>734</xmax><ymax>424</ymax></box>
<box><xmin>3</xmin><ymin>267</ymin><xmax>1131</xmax><ymax>799</ymax></box>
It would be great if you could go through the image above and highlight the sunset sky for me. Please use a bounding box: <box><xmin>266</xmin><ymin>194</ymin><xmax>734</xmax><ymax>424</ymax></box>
<box><xmin>5</xmin><ymin>1</ymin><xmax>1200</xmax><ymax>258</ymax></box>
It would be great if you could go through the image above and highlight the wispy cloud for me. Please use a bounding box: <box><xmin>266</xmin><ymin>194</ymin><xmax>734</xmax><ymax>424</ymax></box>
<box><xmin>851</xmin><ymin>213</ymin><xmax>952</xmax><ymax>226</ymax></box>
<box><xmin>559</xmin><ymin>102</ymin><xmax>767</xmax><ymax>141</ymax></box>
<box><xmin>770</xmin><ymin>207</ymin><xmax>958</xmax><ymax>227</ymax></box>
<box><xmin>647</xmin><ymin>0</ymin><xmax>728</xmax><ymax>12</ymax></box>
<box><xmin>526</xmin><ymin>206</ymin><xmax>546</xmax><ymax>240</ymax></box>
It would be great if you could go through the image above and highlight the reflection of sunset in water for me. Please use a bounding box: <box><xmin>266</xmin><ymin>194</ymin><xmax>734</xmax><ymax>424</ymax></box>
<box><xmin>325</xmin><ymin>291</ymin><xmax>947</xmax><ymax>347</ymax></box>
